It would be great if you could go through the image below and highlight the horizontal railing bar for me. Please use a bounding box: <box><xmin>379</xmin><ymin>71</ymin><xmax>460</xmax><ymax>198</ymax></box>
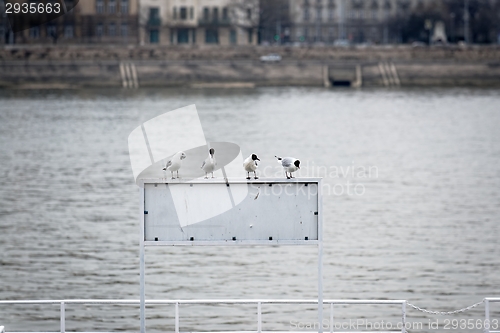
<box><xmin>2</xmin><ymin>331</ymin><xmax>404</xmax><ymax>333</ymax></box>
<box><xmin>145</xmin><ymin>240</ymin><xmax>319</xmax><ymax>247</ymax></box>
<box><xmin>0</xmin><ymin>299</ymin><xmax>406</xmax><ymax>305</ymax></box>
<box><xmin>484</xmin><ymin>298</ymin><xmax>500</xmax><ymax>302</ymax></box>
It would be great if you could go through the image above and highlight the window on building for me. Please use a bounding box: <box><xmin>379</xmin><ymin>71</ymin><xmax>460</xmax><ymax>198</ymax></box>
<box><xmin>47</xmin><ymin>25</ymin><xmax>57</xmax><ymax>38</ymax></box>
<box><xmin>189</xmin><ymin>7</ymin><xmax>193</xmax><ymax>19</ymax></box>
<box><xmin>328</xmin><ymin>27</ymin><xmax>335</xmax><ymax>42</ymax></box>
<box><xmin>247</xmin><ymin>8</ymin><xmax>251</xmax><ymax>20</ymax></box>
<box><xmin>205</xmin><ymin>28</ymin><xmax>218</xmax><ymax>43</ymax></box>
<box><xmin>304</xmin><ymin>8</ymin><xmax>310</xmax><ymax>21</ymax></box>
<box><xmin>120</xmin><ymin>0</ymin><xmax>128</xmax><ymax>14</ymax></box>
<box><xmin>64</xmin><ymin>25</ymin><xmax>73</xmax><ymax>38</ymax></box>
<box><xmin>96</xmin><ymin>0</ymin><xmax>104</xmax><ymax>13</ymax></box>
<box><xmin>121</xmin><ymin>23</ymin><xmax>128</xmax><ymax>37</ymax></box>
<box><xmin>109</xmin><ymin>0</ymin><xmax>116</xmax><ymax>14</ymax></box>
<box><xmin>180</xmin><ymin>7</ymin><xmax>187</xmax><ymax>20</ymax></box>
<box><xmin>96</xmin><ymin>23</ymin><xmax>103</xmax><ymax>37</ymax></box>
<box><xmin>173</xmin><ymin>7</ymin><xmax>177</xmax><ymax>19</ymax></box>
<box><xmin>222</xmin><ymin>7</ymin><xmax>228</xmax><ymax>20</ymax></box>
<box><xmin>150</xmin><ymin>29</ymin><xmax>159</xmax><ymax>43</ymax></box>
<box><xmin>0</xmin><ymin>27</ymin><xmax>4</xmax><ymax>41</ymax></box>
<box><xmin>213</xmin><ymin>8</ymin><xmax>219</xmax><ymax>22</ymax></box>
<box><xmin>149</xmin><ymin>7</ymin><xmax>159</xmax><ymax>19</ymax></box>
<box><xmin>328</xmin><ymin>7</ymin><xmax>334</xmax><ymax>21</ymax></box>
<box><xmin>203</xmin><ymin>7</ymin><xmax>209</xmax><ymax>21</ymax></box>
<box><xmin>109</xmin><ymin>23</ymin><xmax>116</xmax><ymax>36</ymax></box>
<box><xmin>230</xmin><ymin>29</ymin><xmax>237</xmax><ymax>44</ymax></box>
<box><xmin>316</xmin><ymin>7</ymin><xmax>322</xmax><ymax>21</ymax></box>
<box><xmin>178</xmin><ymin>28</ymin><xmax>189</xmax><ymax>43</ymax></box>
<box><xmin>248</xmin><ymin>28</ymin><xmax>253</xmax><ymax>43</ymax></box>
<box><xmin>29</xmin><ymin>26</ymin><xmax>40</xmax><ymax>39</ymax></box>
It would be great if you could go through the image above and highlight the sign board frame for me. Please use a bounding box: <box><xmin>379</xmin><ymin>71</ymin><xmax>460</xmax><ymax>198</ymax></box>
<box><xmin>138</xmin><ymin>178</ymin><xmax>324</xmax><ymax>333</ymax></box>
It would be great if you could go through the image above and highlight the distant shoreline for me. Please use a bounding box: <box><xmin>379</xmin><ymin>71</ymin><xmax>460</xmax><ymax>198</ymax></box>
<box><xmin>1</xmin><ymin>45</ymin><xmax>500</xmax><ymax>88</ymax></box>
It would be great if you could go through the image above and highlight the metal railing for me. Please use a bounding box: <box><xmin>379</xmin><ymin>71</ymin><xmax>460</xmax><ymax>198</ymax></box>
<box><xmin>1</xmin><ymin>298</ymin><xmax>498</xmax><ymax>333</ymax></box>
<box><xmin>0</xmin><ymin>298</ymin><xmax>406</xmax><ymax>333</ymax></box>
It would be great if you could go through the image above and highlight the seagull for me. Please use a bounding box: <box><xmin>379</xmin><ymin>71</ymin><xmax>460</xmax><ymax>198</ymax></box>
<box><xmin>201</xmin><ymin>148</ymin><xmax>216</xmax><ymax>179</ymax></box>
<box><xmin>162</xmin><ymin>151</ymin><xmax>186</xmax><ymax>179</ymax></box>
<box><xmin>243</xmin><ymin>153</ymin><xmax>260</xmax><ymax>180</ymax></box>
<box><xmin>275</xmin><ymin>155</ymin><xmax>300</xmax><ymax>179</ymax></box>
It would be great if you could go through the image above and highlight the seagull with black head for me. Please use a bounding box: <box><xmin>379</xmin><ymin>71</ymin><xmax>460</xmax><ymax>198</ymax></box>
<box><xmin>275</xmin><ymin>155</ymin><xmax>300</xmax><ymax>179</ymax></box>
<box><xmin>243</xmin><ymin>153</ymin><xmax>260</xmax><ymax>180</ymax></box>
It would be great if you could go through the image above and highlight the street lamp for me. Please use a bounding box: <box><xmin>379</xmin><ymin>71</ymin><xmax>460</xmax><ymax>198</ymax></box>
<box><xmin>450</xmin><ymin>12</ymin><xmax>455</xmax><ymax>43</ymax></box>
<box><xmin>464</xmin><ymin>0</ymin><xmax>469</xmax><ymax>43</ymax></box>
<box><xmin>425</xmin><ymin>19</ymin><xmax>432</xmax><ymax>45</ymax></box>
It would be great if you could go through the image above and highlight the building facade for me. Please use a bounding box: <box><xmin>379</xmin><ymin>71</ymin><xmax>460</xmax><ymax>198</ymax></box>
<box><xmin>288</xmin><ymin>0</ymin><xmax>433</xmax><ymax>44</ymax></box>
<box><xmin>139</xmin><ymin>0</ymin><xmax>259</xmax><ymax>45</ymax></box>
<box><xmin>78</xmin><ymin>0</ymin><xmax>140</xmax><ymax>44</ymax></box>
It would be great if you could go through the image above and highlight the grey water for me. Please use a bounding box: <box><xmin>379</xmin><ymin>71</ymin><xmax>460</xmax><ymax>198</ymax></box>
<box><xmin>0</xmin><ymin>87</ymin><xmax>499</xmax><ymax>332</ymax></box>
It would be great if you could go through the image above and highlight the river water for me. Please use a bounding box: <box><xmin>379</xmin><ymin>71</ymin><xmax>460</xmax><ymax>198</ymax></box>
<box><xmin>0</xmin><ymin>87</ymin><xmax>499</xmax><ymax>332</ymax></box>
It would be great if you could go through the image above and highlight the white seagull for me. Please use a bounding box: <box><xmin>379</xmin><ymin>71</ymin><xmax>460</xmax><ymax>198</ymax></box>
<box><xmin>201</xmin><ymin>148</ymin><xmax>216</xmax><ymax>179</ymax></box>
<box><xmin>163</xmin><ymin>151</ymin><xmax>186</xmax><ymax>179</ymax></box>
<box><xmin>243</xmin><ymin>153</ymin><xmax>260</xmax><ymax>180</ymax></box>
<box><xmin>275</xmin><ymin>155</ymin><xmax>300</xmax><ymax>179</ymax></box>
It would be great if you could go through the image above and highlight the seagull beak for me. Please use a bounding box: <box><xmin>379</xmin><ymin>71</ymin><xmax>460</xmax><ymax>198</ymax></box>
<box><xmin>257</xmin><ymin>158</ymin><xmax>261</xmax><ymax>161</ymax></box>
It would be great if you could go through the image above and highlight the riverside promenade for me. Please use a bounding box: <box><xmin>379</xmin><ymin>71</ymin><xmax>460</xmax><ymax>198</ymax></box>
<box><xmin>1</xmin><ymin>44</ymin><xmax>500</xmax><ymax>88</ymax></box>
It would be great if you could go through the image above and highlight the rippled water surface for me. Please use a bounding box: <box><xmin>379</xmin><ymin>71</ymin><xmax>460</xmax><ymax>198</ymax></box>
<box><xmin>0</xmin><ymin>87</ymin><xmax>499</xmax><ymax>332</ymax></box>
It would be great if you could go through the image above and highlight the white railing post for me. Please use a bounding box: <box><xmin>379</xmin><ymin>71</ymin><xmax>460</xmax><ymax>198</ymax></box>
<box><xmin>330</xmin><ymin>302</ymin><xmax>334</xmax><ymax>333</ymax></box>
<box><xmin>485</xmin><ymin>299</ymin><xmax>490</xmax><ymax>333</ymax></box>
<box><xmin>60</xmin><ymin>301</ymin><xmax>65</xmax><ymax>333</ymax></box>
<box><xmin>175</xmin><ymin>302</ymin><xmax>179</xmax><ymax>333</ymax></box>
<box><xmin>401</xmin><ymin>301</ymin><xmax>406</xmax><ymax>333</ymax></box>
<box><xmin>257</xmin><ymin>301</ymin><xmax>262</xmax><ymax>333</ymax></box>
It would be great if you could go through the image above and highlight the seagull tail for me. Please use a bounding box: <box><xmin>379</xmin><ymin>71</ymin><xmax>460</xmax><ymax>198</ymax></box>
<box><xmin>275</xmin><ymin>155</ymin><xmax>282</xmax><ymax>162</ymax></box>
<box><xmin>162</xmin><ymin>167</ymin><xmax>166</xmax><ymax>171</ymax></box>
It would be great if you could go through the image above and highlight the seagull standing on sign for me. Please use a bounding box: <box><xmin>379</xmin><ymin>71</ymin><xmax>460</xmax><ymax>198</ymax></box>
<box><xmin>275</xmin><ymin>155</ymin><xmax>300</xmax><ymax>179</ymax></box>
<box><xmin>243</xmin><ymin>153</ymin><xmax>260</xmax><ymax>180</ymax></box>
<box><xmin>201</xmin><ymin>148</ymin><xmax>216</xmax><ymax>179</ymax></box>
<box><xmin>162</xmin><ymin>151</ymin><xmax>186</xmax><ymax>179</ymax></box>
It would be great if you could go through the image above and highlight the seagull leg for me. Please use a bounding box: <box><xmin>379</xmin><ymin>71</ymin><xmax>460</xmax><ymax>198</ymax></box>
<box><xmin>204</xmin><ymin>172</ymin><xmax>208</xmax><ymax>179</ymax></box>
<box><xmin>211</xmin><ymin>172</ymin><xmax>215</xmax><ymax>178</ymax></box>
<box><xmin>286</xmin><ymin>171</ymin><xmax>290</xmax><ymax>179</ymax></box>
<box><xmin>246</xmin><ymin>172</ymin><xmax>251</xmax><ymax>180</ymax></box>
<box><xmin>254</xmin><ymin>171</ymin><xmax>258</xmax><ymax>179</ymax></box>
<box><xmin>177</xmin><ymin>170</ymin><xmax>180</xmax><ymax>178</ymax></box>
<box><xmin>290</xmin><ymin>172</ymin><xmax>294</xmax><ymax>179</ymax></box>
<box><xmin>171</xmin><ymin>171</ymin><xmax>175</xmax><ymax>179</ymax></box>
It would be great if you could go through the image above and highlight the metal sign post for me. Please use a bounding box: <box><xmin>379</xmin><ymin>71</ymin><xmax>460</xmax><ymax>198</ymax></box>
<box><xmin>139</xmin><ymin>178</ymin><xmax>323</xmax><ymax>333</ymax></box>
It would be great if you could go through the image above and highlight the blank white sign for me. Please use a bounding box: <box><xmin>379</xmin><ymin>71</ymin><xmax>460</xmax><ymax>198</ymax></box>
<box><xmin>143</xmin><ymin>179</ymin><xmax>319</xmax><ymax>242</ymax></box>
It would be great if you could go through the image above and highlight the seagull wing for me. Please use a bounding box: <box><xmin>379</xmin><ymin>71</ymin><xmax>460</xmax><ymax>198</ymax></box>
<box><xmin>166</xmin><ymin>160</ymin><xmax>172</xmax><ymax>168</ymax></box>
<box><xmin>281</xmin><ymin>157</ymin><xmax>294</xmax><ymax>168</ymax></box>
<box><xmin>201</xmin><ymin>159</ymin><xmax>206</xmax><ymax>169</ymax></box>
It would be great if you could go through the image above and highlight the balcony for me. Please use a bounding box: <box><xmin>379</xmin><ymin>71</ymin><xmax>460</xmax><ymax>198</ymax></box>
<box><xmin>147</xmin><ymin>17</ymin><xmax>161</xmax><ymax>27</ymax></box>
<box><xmin>166</xmin><ymin>18</ymin><xmax>198</xmax><ymax>28</ymax></box>
<box><xmin>198</xmin><ymin>18</ymin><xmax>231</xmax><ymax>26</ymax></box>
